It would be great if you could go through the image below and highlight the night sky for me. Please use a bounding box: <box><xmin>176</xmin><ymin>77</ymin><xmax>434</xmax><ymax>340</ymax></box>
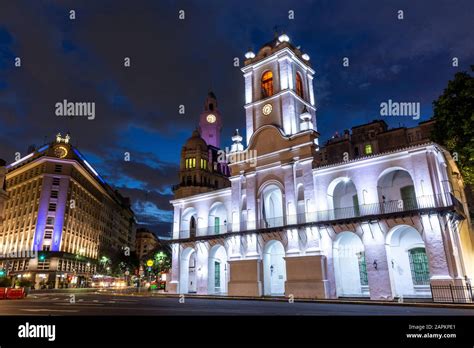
<box><xmin>0</xmin><ymin>0</ymin><xmax>472</xmax><ymax>237</ymax></box>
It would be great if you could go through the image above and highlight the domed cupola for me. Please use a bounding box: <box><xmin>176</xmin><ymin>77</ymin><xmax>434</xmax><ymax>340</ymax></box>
<box><xmin>184</xmin><ymin>129</ymin><xmax>208</xmax><ymax>151</ymax></box>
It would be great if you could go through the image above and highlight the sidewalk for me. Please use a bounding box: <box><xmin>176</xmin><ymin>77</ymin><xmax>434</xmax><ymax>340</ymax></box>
<box><xmin>82</xmin><ymin>288</ymin><xmax>474</xmax><ymax>310</ymax></box>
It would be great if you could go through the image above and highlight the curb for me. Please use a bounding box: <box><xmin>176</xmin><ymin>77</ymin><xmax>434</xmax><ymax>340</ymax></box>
<box><xmin>94</xmin><ymin>291</ymin><xmax>474</xmax><ymax>310</ymax></box>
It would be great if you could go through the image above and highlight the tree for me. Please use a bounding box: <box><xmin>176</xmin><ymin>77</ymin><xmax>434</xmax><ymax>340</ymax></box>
<box><xmin>432</xmin><ymin>66</ymin><xmax>474</xmax><ymax>185</ymax></box>
<box><xmin>152</xmin><ymin>250</ymin><xmax>171</xmax><ymax>274</ymax></box>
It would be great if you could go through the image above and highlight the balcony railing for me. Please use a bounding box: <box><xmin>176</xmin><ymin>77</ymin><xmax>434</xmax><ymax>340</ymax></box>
<box><xmin>175</xmin><ymin>192</ymin><xmax>463</xmax><ymax>239</ymax></box>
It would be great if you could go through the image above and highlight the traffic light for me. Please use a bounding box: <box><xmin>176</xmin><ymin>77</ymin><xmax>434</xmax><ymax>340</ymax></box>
<box><xmin>38</xmin><ymin>253</ymin><xmax>47</xmax><ymax>261</ymax></box>
<box><xmin>0</xmin><ymin>269</ymin><xmax>6</xmax><ymax>277</ymax></box>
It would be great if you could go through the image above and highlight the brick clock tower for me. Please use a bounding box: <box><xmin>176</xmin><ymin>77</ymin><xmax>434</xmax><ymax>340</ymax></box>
<box><xmin>199</xmin><ymin>91</ymin><xmax>222</xmax><ymax>148</ymax></box>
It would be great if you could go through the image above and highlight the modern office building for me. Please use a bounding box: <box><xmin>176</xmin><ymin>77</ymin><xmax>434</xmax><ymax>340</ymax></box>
<box><xmin>168</xmin><ymin>34</ymin><xmax>473</xmax><ymax>300</ymax></box>
<box><xmin>0</xmin><ymin>133</ymin><xmax>135</xmax><ymax>288</ymax></box>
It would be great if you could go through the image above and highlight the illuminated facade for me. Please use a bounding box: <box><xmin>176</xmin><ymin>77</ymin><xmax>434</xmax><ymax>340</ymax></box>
<box><xmin>169</xmin><ymin>35</ymin><xmax>474</xmax><ymax>300</ymax></box>
<box><xmin>0</xmin><ymin>159</ymin><xmax>8</xmax><ymax>233</ymax></box>
<box><xmin>135</xmin><ymin>228</ymin><xmax>160</xmax><ymax>260</ymax></box>
<box><xmin>0</xmin><ymin>134</ymin><xmax>135</xmax><ymax>288</ymax></box>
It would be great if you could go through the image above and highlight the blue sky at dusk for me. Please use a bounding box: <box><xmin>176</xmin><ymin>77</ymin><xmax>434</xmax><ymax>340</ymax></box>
<box><xmin>0</xmin><ymin>0</ymin><xmax>473</xmax><ymax>237</ymax></box>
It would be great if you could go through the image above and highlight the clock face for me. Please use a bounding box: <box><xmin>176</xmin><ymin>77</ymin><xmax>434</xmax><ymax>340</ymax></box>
<box><xmin>54</xmin><ymin>145</ymin><xmax>68</xmax><ymax>159</ymax></box>
<box><xmin>262</xmin><ymin>103</ymin><xmax>273</xmax><ymax>115</ymax></box>
<box><xmin>206</xmin><ymin>114</ymin><xmax>216</xmax><ymax>123</ymax></box>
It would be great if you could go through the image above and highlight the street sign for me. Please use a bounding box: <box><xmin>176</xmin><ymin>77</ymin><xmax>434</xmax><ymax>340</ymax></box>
<box><xmin>125</xmin><ymin>270</ymin><xmax>130</xmax><ymax>276</ymax></box>
<box><xmin>146</xmin><ymin>260</ymin><xmax>154</xmax><ymax>267</ymax></box>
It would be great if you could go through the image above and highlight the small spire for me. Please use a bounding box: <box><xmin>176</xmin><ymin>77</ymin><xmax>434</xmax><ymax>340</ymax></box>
<box><xmin>231</xmin><ymin>129</ymin><xmax>243</xmax><ymax>152</ymax></box>
<box><xmin>299</xmin><ymin>107</ymin><xmax>313</xmax><ymax>131</ymax></box>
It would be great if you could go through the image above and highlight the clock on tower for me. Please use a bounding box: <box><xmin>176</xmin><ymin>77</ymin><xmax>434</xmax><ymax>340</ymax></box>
<box><xmin>199</xmin><ymin>91</ymin><xmax>222</xmax><ymax>148</ymax></box>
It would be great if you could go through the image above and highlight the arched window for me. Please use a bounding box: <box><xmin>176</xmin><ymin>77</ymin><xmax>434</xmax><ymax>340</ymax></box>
<box><xmin>190</xmin><ymin>216</ymin><xmax>196</xmax><ymax>238</ymax></box>
<box><xmin>295</xmin><ymin>73</ymin><xmax>303</xmax><ymax>98</ymax></box>
<box><xmin>261</xmin><ymin>71</ymin><xmax>274</xmax><ymax>98</ymax></box>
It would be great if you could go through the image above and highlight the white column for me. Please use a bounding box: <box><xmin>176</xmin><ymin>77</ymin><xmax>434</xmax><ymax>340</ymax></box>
<box><xmin>196</xmin><ymin>242</ymin><xmax>209</xmax><ymax>294</ymax></box>
<box><xmin>283</xmin><ymin>163</ymin><xmax>296</xmax><ymax>223</ymax></box>
<box><xmin>169</xmin><ymin>243</ymin><xmax>180</xmax><ymax>293</ymax></box>
<box><xmin>246</xmin><ymin>173</ymin><xmax>257</xmax><ymax>230</ymax></box>
<box><xmin>319</xmin><ymin>227</ymin><xmax>337</xmax><ymax>298</ymax></box>
<box><xmin>302</xmin><ymin>160</ymin><xmax>316</xmax><ymax>221</ymax></box>
<box><xmin>307</xmin><ymin>74</ymin><xmax>315</xmax><ymax>106</ymax></box>
<box><xmin>361</xmin><ymin>223</ymin><xmax>393</xmax><ymax>300</ymax></box>
<box><xmin>246</xmin><ymin>234</ymin><xmax>259</xmax><ymax>258</ymax></box>
<box><xmin>244</xmin><ymin>71</ymin><xmax>254</xmax><ymax>145</ymax></box>
<box><xmin>173</xmin><ymin>205</ymin><xmax>181</xmax><ymax>240</ymax></box>
<box><xmin>230</xmin><ymin>177</ymin><xmax>241</xmax><ymax>232</ymax></box>
<box><xmin>423</xmin><ymin>215</ymin><xmax>452</xmax><ymax>279</ymax></box>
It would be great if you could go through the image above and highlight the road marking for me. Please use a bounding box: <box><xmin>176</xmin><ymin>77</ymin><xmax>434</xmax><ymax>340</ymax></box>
<box><xmin>93</xmin><ymin>300</ymin><xmax>99</xmax><ymax>303</ymax></box>
<box><xmin>54</xmin><ymin>302</ymin><xmax>104</xmax><ymax>306</ymax></box>
<box><xmin>78</xmin><ymin>299</ymin><xmax>84</xmax><ymax>302</ymax></box>
<box><xmin>21</xmin><ymin>309</ymin><xmax>79</xmax><ymax>313</ymax></box>
<box><xmin>52</xmin><ymin>298</ymin><xmax>60</xmax><ymax>301</ymax></box>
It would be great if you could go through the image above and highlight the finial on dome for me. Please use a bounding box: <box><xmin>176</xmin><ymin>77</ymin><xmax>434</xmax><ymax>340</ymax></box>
<box><xmin>231</xmin><ymin>129</ymin><xmax>244</xmax><ymax>152</ymax></box>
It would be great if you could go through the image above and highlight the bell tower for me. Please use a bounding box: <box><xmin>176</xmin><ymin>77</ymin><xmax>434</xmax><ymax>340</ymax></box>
<box><xmin>199</xmin><ymin>91</ymin><xmax>222</xmax><ymax>148</ymax></box>
<box><xmin>241</xmin><ymin>34</ymin><xmax>317</xmax><ymax>145</ymax></box>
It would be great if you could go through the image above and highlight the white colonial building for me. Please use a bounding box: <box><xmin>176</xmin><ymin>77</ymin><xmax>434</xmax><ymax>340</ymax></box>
<box><xmin>168</xmin><ymin>35</ymin><xmax>474</xmax><ymax>300</ymax></box>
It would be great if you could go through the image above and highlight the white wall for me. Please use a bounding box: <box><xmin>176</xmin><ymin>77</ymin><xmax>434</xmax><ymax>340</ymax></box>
<box><xmin>334</xmin><ymin>232</ymin><xmax>365</xmax><ymax>296</ymax></box>
<box><xmin>387</xmin><ymin>226</ymin><xmax>427</xmax><ymax>296</ymax></box>
<box><xmin>263</xmin><ymin>241</ymin><xmax>286</xmax><ymax>295</ymax></box>
<box><xmin>208</xmin><ymin>246</ymin><xmax>228</xmax><ymax>294</ymax></box>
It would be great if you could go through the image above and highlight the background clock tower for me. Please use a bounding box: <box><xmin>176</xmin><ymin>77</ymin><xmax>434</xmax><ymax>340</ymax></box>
<box><xmin>199</xmin><ymin>91</ymin><xmax>222</xmax><ymax>148</ymax></box>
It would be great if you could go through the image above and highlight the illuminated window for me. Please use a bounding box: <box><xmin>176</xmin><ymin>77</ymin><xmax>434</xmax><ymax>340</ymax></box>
<box><xmin>364</xmin><ymin>144</ymin><xmax>373</xmax><ymax>155</ymax></box>
<box><xmin>185</xmin><ymin>158</ymin><xmax>188</xmax><ymax>168</ymax></box>
<box><xmin>295</xmin><ymin>73</ymin><xmax>303</xmax><ymax>98</ymax></box>
<box><xmin>191</xmin><ymin>158</ymin><xmax>196</xmax><ymax>168</ymax></box>
<box><xmin>261</xmin><ymin>71</ymin><xmax>274</xmax><ymax>98</ymax></box>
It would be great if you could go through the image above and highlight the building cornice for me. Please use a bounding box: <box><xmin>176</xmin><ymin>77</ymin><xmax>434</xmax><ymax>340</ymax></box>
<box><xmin>170</xmin><ymin>187</ymin><xmax>232</xmax><ymax>205</ymax></box>
<box><xmin>314</xmin><ymin>142</ymin><xmax>438</xmax><ymax>175</ymax></box>
<box><xmin>241</xmin><ymin>47</ymin><xmax>315</xmax><ymax>75</ymax></box>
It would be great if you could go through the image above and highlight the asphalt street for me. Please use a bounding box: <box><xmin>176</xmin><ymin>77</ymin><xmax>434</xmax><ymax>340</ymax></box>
<box><xmin>0</xmin><ymin>292</ymin><xmax>473</xmax><ymax>316</ymax></box>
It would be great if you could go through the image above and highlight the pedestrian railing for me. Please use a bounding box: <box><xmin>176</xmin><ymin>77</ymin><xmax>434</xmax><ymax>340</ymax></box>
<box><xmin>175</xmin><ymin>192</ymin><xmax>463</xmax><ymax>239</ymax></box>
<box><xmin>430</xmin><ymin>284</ymin><xmax>473</xmax><ymax>303</ymax></box>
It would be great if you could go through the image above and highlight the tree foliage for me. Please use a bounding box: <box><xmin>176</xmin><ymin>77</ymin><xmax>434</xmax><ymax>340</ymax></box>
<box><xmin>432</xmin><ymin>66</ymin><xmax>474</xmax><ymax>184</ymax></box>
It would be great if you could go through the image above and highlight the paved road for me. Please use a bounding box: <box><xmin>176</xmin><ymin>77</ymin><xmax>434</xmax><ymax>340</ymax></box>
<box><xmin>0</xmin><ymin>292</ymin><xmax>473</xmax><ymax>316</ymax></box>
